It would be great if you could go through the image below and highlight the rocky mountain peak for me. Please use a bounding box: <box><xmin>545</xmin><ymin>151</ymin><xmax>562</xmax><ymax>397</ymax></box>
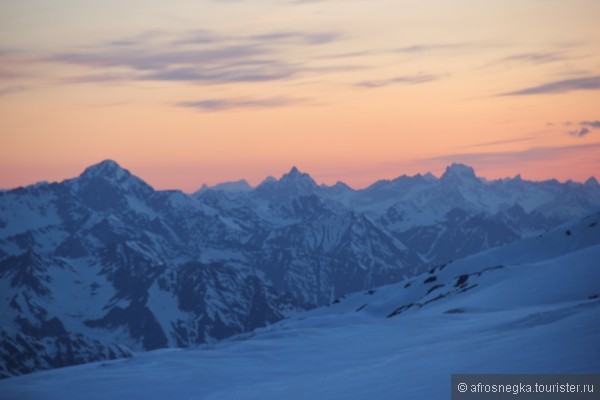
<box><xmin>441</xmin><ymin>163</ymin><xmax>477</xmax><ymax>181</ymax></box>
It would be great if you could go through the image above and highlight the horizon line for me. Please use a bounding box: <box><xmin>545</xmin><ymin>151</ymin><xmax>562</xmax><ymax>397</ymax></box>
<box><xmin>2</xmin><ymin>158</ymin><xmax>598</xmax><ymax>194</ymax></box>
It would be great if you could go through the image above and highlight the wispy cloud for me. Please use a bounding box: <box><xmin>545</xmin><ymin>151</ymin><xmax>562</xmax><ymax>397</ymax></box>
<box><xmin>316</xmin><ymin>41</ymin><xmax>501</xmax><ymax>62</ymax></box>
<box><xmin>247</xmin><ymin>31</ymin><xmax>341</xmax><ymax>45</ymax></box>
<box><xmin>393</xmin><ymin>41</ymin><xmax>509</xmax><ymax>57</ymax></box>
<box><xmin>568</xmin><ymin>127</ymin><xmax>590</xmax><ymax>137</ymax></box>
<box><xmin>45</xmin><ymin>28</ymin><xmax>346</xmax><ymax>86</ymax></box>
<box><xmin>60</xmin><ymin>60</ymin><xmax>306</xmax><ymax>85</ymax></box>
<box><xmin>394</xmin><ymin>43</ymin><xmax>474</xmax><ymax>54</ymax></box>
<box><xmin>582</xmin><ymin>120</ymin><xmax>600</xmax><ymax>128</ymax></box>
<box><xmin>50</xmin><ymin>46</ymin><xmax>268</xmax><ymax>71</ymax></box>
<box><xmin>356</xmin><ymin>74</ymin><xmax>439</xmax><ymax>88</ymax></box>
<box><xmin>176</xmin><ymin>96</ymin><xmax>307</xmax><ymax>111</ymax></box>
<box><xmin>462</xmin><ymin>136</ymin><xmax>539</xmax><ymax>148</ymax></box>
<box><xmin>168</xmin><ymin>29</ymin><xmax>223</xmax><ymax>46</ymax></box>
<box><xmin>499</xmin><ymin>52</ymin><xmax>566</xmax><ymax>64</ymax></box>
<box><xmin>290</xmin><ymin>0</ymin><xmax>369</xmax><ymax>4</ymax></box>
<box><xmin>427</xmin><ymin>143</ymin><xmax>600</xmax><ymax>169</ymax></box>
<box><xmin>502</xmin><ymin>75</ymin><xmax>600</xmax><ymax>95</ymax></box>
<box><xmin>0</xmin><ymin>69</ymin><xmax>28</xmax><ymax>80</ymax></box>
<box><xmin>482</xmin><ymin>52</ymin><xmax>569</xmax><ymax>69</ymax></box>
<box><xmin>61</xmin><ymin>73</ymin><xmax>131</xmax><ymax>84</ymax></box>
<box><xmin>567</xmin><ymin>120</ymin><xmax>600</xmax><ymax>137</ymax></box>
<box><xmin>171</xmin><ymin>29</ymin><xmax>340</xmax><ymax>46</ymax></box>
<box><xmin>142</xmin><ymin>61</ymin><xmax>299</xmax><ymax>84</ymax></box>
<box><xmin>99</xmin><ymin>30</ymin><xmax>167</xmax><ymax>48</ymax></box>
<box><xmin>0</xmin><ymin>50</ymin><xmax>37</xmax><ymax>81</ymax></box>
<box><xmin>0</xmin><ymin>85</ymin><xmax>26</xmax><ymax>96</ymax></box>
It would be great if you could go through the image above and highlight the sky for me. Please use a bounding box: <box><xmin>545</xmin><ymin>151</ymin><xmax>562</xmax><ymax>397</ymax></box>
<box><xmin>0</xmin><ymin>0</ymin><xmax>599</xmax><ymax>191</ymax></box>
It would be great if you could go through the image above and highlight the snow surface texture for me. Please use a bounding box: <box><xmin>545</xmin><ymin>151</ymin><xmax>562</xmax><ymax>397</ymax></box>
<box><xmin>1</xmin><ymin>212</ymin><xmax>599</xmax><ymax>399</ymax></box>
<box><xmin>1</xmin><ymin>160</ymin><xmax>599</xmax><ymax>378</ymax></box>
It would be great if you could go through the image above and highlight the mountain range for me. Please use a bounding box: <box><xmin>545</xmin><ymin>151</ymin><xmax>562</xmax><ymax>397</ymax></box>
<box><xmin>3</xmin><ymin>208</ymin><xmax>599</xmax><ymax>399</ymax></box>
<box><xmin>1</xmin><ymin>160</ymin><xmax>599</xmax><ymax>378</ymax></box>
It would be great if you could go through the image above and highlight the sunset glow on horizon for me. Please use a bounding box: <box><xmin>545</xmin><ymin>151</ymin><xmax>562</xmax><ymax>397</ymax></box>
<box><xmin>1</xmin><ymin>0</ymin><xmax>599</xmax><ymax>192</ymax></box>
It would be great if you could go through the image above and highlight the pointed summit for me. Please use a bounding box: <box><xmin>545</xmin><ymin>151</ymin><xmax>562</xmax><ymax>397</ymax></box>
<box><xmin>332</xmin><ymin>181</ymin><xmax>351</xmax><ymax>190</ymax></box>
<box><xmin>254</xmin><ymin>166</ymin><xmax>319</xmax><ymax>202</ymax></box>
<box><xmin>585</xmin><ymin>176</ymin><xmax>599</xmax><ymax>186</ymax></box>
<box><xmin>261</xmin><ymin>176</ymin><xmax>277</xmax><ymax>184</ymax></box>
<box><xmin>289</xmin><ymin>166</ymin><xmax>301</xmax><ymax>175</ymax></box>
<box><xmin>441</xmin><ymin>163</ymin><xmax>477</xmax><ymax>181</ymax></box>
<box><xmin>281</xmin><ymin>166</ymin><xmax>311</xmax><ymax>182</ymax></box>
<box><xmin>324</xmin><ymin>181</ymin><xmax>353</xmax><ymax>196</ymax></box>
<box><xmin>279</xmin><ymin>167</ymin><xmax>317</xmax><ymax>186</ymax></box>
<box><xmin>423</xmin><ymin>172</ymin><xmax>437</xmax><ymax>182</ymax></box>
<box><xmin>193</xmin><ymin>183</ymin><xmax>210</xmax><ymax>196</ymax></box>
<box><xmin>81</xmin><ymin>160</ymin><xmax>127</xmax><ymax>179</ymax></box>
<box><xmin>74</xmin><ymin>159</ymin><xmax>153</xmax><ymax>199</ymax></box>
<box><xmin>279</xmin><ymin>166</ymin><xmax>318</xmax><ymax>188</ymax></box>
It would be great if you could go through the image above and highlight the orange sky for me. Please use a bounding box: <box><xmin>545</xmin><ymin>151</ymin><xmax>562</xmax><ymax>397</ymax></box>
<box><xmin>1</xmin><ymin>0</ymin><xmax>599</xmax><ymax>191</ymax></box>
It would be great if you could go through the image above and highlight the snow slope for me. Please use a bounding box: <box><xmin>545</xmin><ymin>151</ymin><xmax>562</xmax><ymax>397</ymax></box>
<box><xmin>2</xmin><ymin>212</ymin><xmax>598</xmax><ymax>400</ymax></box>
<box><xmin>2</xmin><ymin>159</ymin><xmax>599</xmax><ymax>378</ymax></box>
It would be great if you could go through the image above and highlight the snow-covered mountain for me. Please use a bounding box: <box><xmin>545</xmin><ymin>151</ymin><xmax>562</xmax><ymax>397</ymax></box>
<box><xmin>1</xmin><ymin>160</ymin><xmax>599</xmax><ymax>378</ymax></box>
<box><xmin>2</xmin><ymin>211</ymin><xmax>598</xmax><ymax>399</ymax></box>
<box><xmin>253</xmin><ymin>166</ymin><xmax>321</xmax><ymax>203</ymax></box>
<box><xmin>194</xmin><ymin>179</ymin><xmax>253</xmax><ymax>196</ymax></box>
<box><xmin>0</xmin><ymin>161</ymin><xmax>303</xmax><ymax>378</ymax></box>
